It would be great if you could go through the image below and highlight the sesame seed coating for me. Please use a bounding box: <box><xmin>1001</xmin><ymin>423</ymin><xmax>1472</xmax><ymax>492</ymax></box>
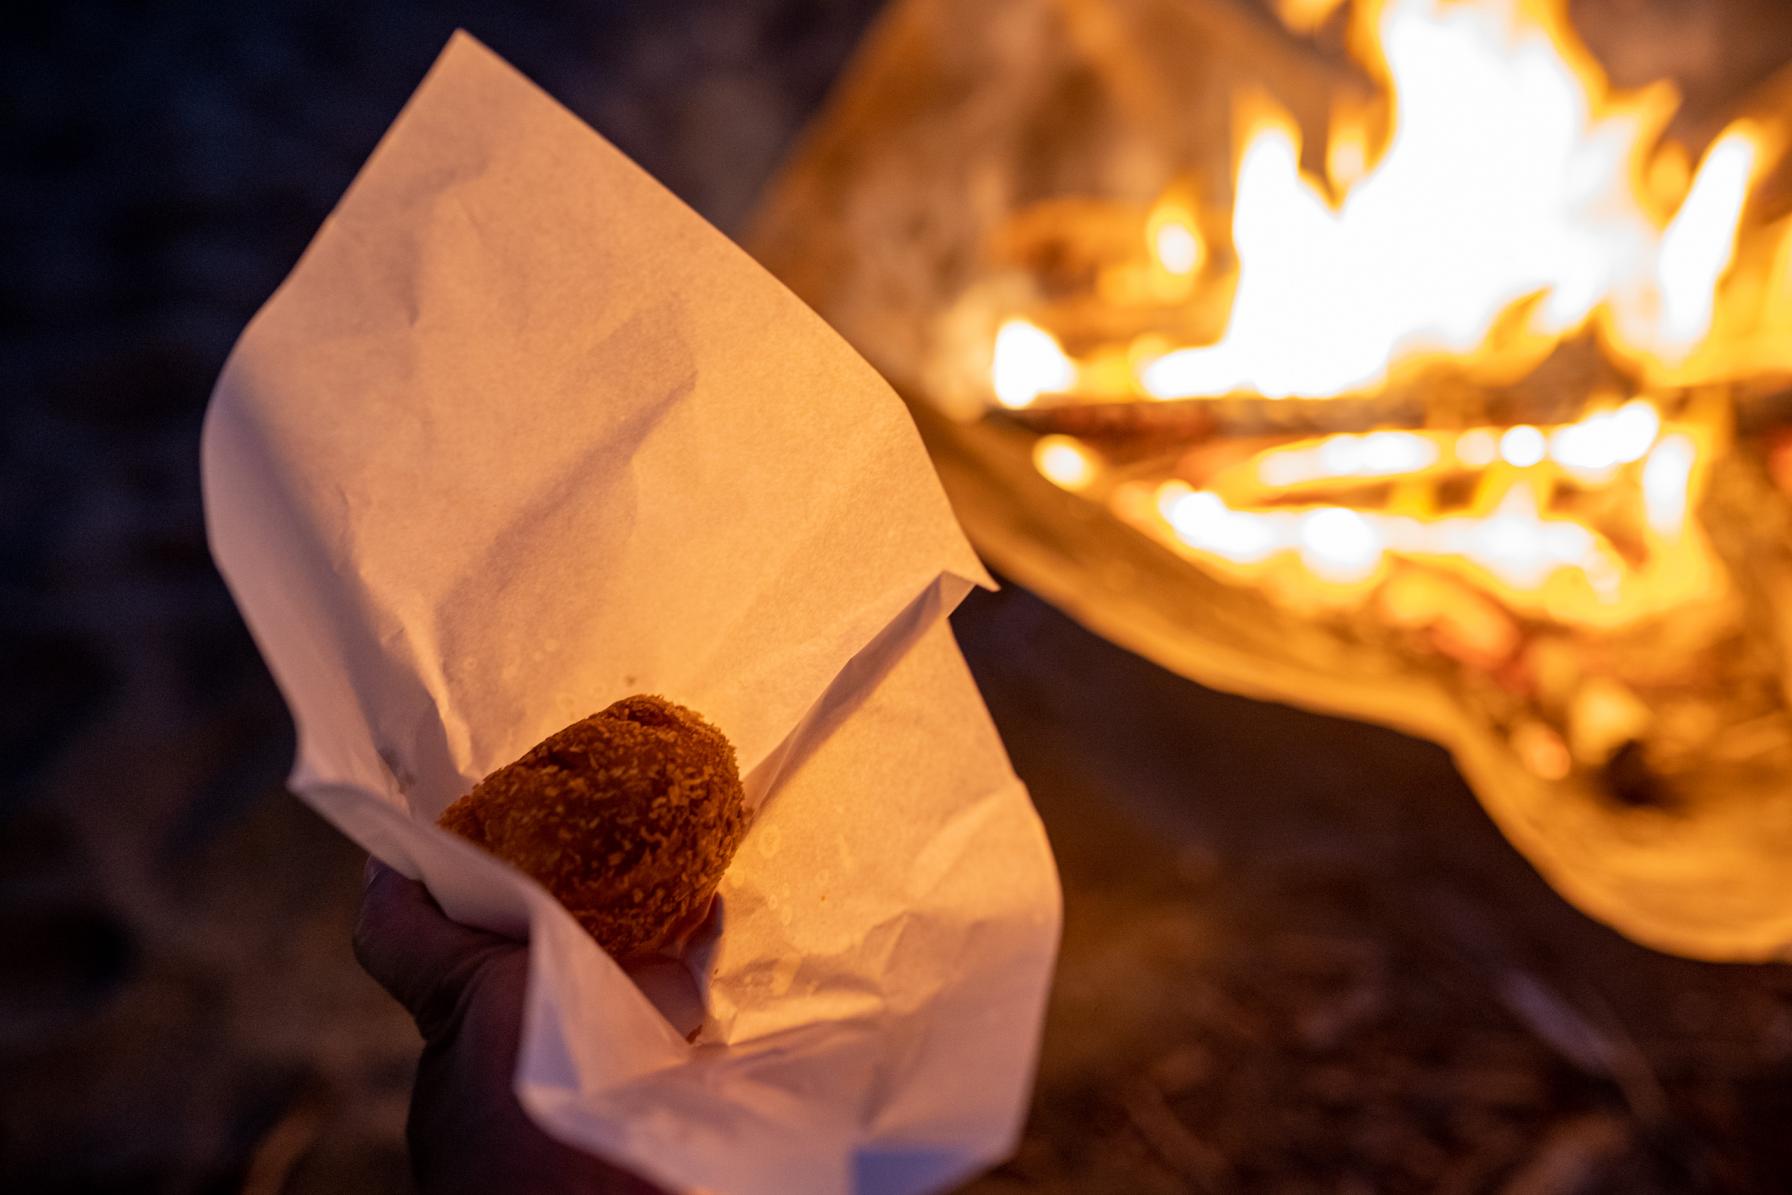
<box><xmin>437</xmin><ymin>695</ymin><xmax>748</xmax><ymax>960</ymax></box>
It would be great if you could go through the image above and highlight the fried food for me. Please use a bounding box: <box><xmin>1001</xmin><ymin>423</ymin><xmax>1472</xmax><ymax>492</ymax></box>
<box><xmin>437</xmin><ymin>695</ymin><xmax>748</xmax><ymax>960</ymax></box>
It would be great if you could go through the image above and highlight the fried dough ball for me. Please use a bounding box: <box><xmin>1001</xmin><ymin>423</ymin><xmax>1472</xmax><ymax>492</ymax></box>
<box><xmin>437</xmin><ymin>695</ymin><xmax>748</xmax><ymax>960</ymax></box>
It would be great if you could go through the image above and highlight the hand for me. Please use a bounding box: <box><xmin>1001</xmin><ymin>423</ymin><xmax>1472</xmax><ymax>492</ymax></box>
<box><xmin>354</xmin><ymin>858</ymin><xmax>664</xmax><ymax>1194</ymax></box>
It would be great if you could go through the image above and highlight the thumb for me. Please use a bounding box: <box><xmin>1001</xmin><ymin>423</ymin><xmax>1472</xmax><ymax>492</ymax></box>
<box><xmin>354</xmin><ymin>857</ymin><xmax>522</xmax><ymax>1041</ymax></box>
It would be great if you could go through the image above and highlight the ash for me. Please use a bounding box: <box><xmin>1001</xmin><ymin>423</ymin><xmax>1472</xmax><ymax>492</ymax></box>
<box><xmin>4</xmin><ymin>2</ymin><xmax>1791</xmax><ymax>1192</ymax></box>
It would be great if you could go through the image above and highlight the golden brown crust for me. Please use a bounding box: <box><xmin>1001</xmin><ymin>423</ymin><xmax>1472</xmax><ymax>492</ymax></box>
<box><xmin>437</xmin><ymin>695</ymin><xmax>748</xmax><ymax>960</ymax></box>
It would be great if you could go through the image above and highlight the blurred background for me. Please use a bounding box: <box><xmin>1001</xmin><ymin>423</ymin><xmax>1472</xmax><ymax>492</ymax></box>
<box><xmin>6</xmin><ymin>1</ymin><xmax>1792</xmax><ymax>1191</ymax></box>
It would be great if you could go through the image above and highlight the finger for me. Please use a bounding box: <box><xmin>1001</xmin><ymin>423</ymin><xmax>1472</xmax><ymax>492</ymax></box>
<box><xmin>354</xmin><ymin>857</ymin><xmax>521</xmax><ymax>1040</ymax></box>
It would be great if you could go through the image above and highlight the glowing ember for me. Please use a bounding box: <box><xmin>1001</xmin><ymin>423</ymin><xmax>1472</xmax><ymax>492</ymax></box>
<box><xmin>1147</xmin><ymin>195</ymin><xmax>1206</xmax><ymax>283</ymax></box>
<box><xmin>1121</xmin><ymin>399</ymin><xmax>1725</xmax><ymax>630</ymax></box>
<box><xmin>1032</xmin><ymin>434</ymin><xmax>1100</xmax><ymax>491</ymax></box>
<box><xmin>992</xmin><ymin>317</ymin><xmax>1075</xmax><ymax>409</ymax></box>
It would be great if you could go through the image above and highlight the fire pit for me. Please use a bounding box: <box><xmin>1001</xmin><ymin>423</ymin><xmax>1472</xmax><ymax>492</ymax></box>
<box><xmin>751</xmin><ymin>0</ymin><xmax>1792</xmax><ymax>959</ymax></box>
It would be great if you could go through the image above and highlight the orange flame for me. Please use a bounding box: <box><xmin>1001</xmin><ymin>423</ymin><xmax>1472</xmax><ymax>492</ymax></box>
<box><xmin>1128</xmin><ymin>0</ymin><xmax>1776</xmax><ymax>401</ymax></box>
<box><xmin>981</xmin><ymin>0</ymin><xmax>1789</xmax><ymax>638</ymax></box>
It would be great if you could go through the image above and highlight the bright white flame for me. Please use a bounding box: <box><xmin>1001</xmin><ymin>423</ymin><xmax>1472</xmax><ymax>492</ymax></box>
<box><xmin>1135</xmin><ymin>0</ymin><xmax>1764</xmax><ymax>401</ymax></box>
<box><xmin>1362</xmin><ymin>429</ymin><xmax>1439</xmax><ymax>473</ymax></box>
<box><xmin>1643</xmin><ymin>434</ymin><xmax>1696</xmax><ymax>532</ymax></box>
<box><xmin>1499</xmin><ymin>425</ymin><xmax>1547</xmax><ymax>467</ymax></box>
<box><xmin>1300</xmin><ymin>507</ymin><xmax>1384</xmax><ymax>582</ymax></box>
<box><xmin>992</xmin><ymin>318</ymin><xmax>1075</xmax><ymax>409</ymax></box>
<box><xmin>1319</xmin><ymin>435</ymin><xmax>1365</xmax><ymax>474</ymax></box>
<box><xmin>1448</xmin><ymin>487</ymin><xmax>1590</xmax><ymax>589</ymax></box>
<box><xmin>1546</xmin><ymin>398</ymin><xmax>1659</xmax><ymax>473</ymax></box>
<box><xmin>1165</xmin><ymin>487</ymin><xmax>1282</xmax><ymax>562</ymax></box>
<box><xmin>1259</xmin><ymin>430</ymin><xmax>1439</xmax><ymax>486</ymax></box>
<box><xmin>1654</xmin><ymin>131</ymin><xmax>1759</xmax><ymax>353</ymax></box>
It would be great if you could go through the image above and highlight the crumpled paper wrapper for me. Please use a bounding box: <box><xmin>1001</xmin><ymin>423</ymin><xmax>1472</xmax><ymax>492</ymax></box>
<box><xmin>201</xmin><ymin>33</ymin><xmax>1061</xmax><ymax>1195</ymax></box>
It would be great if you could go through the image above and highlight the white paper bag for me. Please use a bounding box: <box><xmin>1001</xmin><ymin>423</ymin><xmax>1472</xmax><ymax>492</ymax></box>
<box><xmin>202</xmin><ymin>32</ymin><xmax>1061</xmax><ymax>1195</ymax></box>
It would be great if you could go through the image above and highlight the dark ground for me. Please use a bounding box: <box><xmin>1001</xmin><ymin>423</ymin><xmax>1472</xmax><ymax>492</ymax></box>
<box><xmin>5</xmin><ymin>1</ymin><xmax>1792</xmax><ymax>1192</ymax></box>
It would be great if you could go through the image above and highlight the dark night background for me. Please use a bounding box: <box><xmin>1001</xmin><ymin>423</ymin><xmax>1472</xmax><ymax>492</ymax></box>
<box><xmin>6</xmin><ymin>2</ymin><xmax>1792</xmax><ymax>1191</ymax></box>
